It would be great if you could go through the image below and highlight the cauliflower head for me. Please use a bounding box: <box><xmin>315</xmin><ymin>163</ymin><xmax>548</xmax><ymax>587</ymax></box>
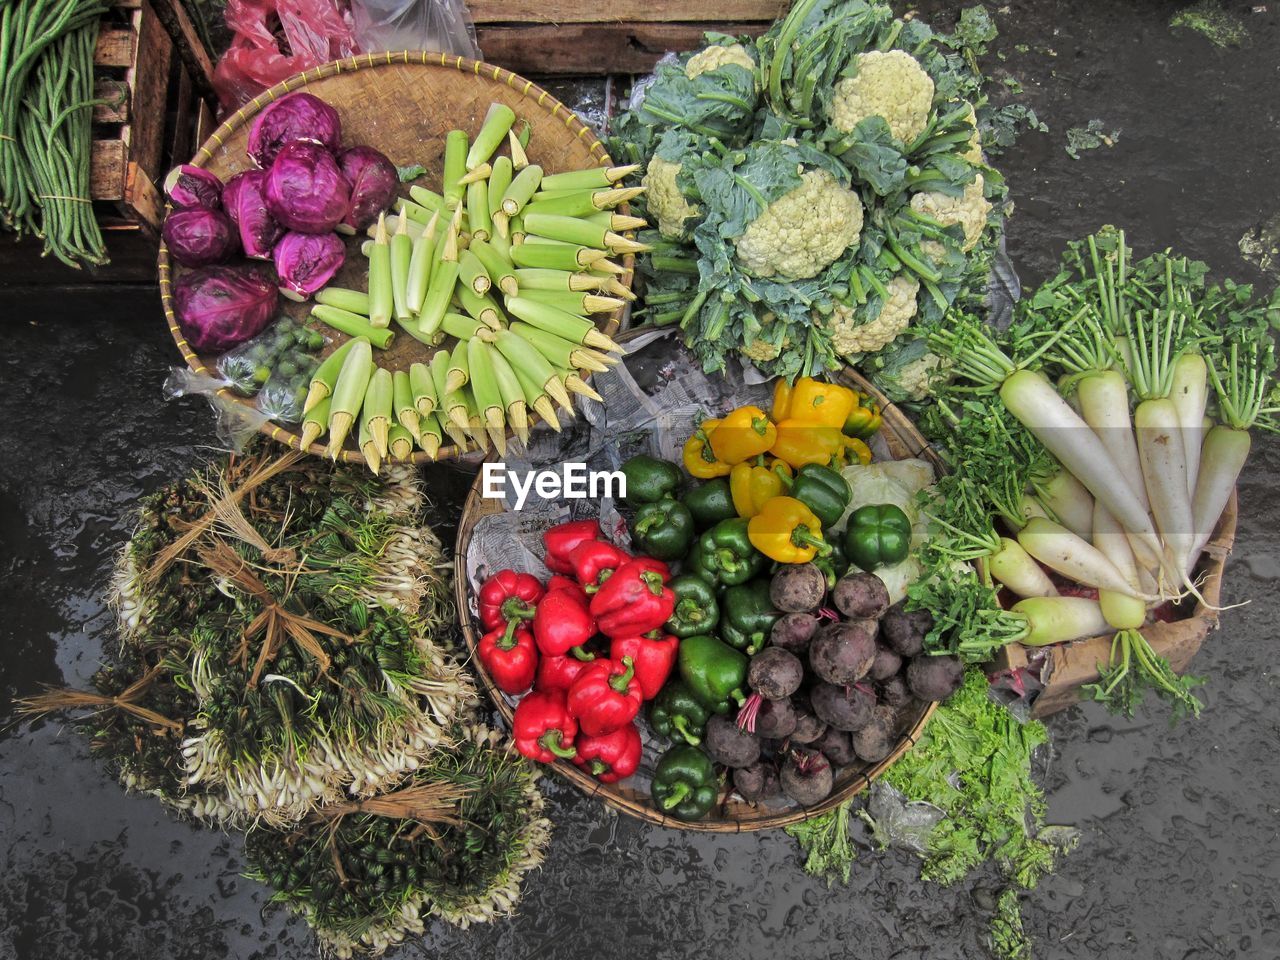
<box><xmin>827</xmin><ymin>275</ymin><xmax>919</xmax><ymax>357</ymax></box>
<box><xmin>740</xmin><ymin>337</ymin><xmax>784</xmax><ymax>363</ymax></box>
<box><xmin>911</xmin><ymin>173</ymin><xmax>992</xmax><ymax>257</ymax></box>
<box><xmin>686</xmin><ymin>43</ymin><xmax>756</xmax><ymax>78</ymax></box>
<box><xmin>735</xmin><ymin>170</ymin><xmax>863</xmax><ymax>279</ymax></box>
<box><xmin>895</xmin><ymin>351</ymin><xmax>950</xmax><ymax>401</ymax></box>
<box><xmin>644</xmin><ymin>156</ymin><xmax>700</xmax><ymax>239</ymax></box>
<box><xmin>830</xmin><ymin>50</ymin><xmax>935</xmax><ymax>144</ymax></box>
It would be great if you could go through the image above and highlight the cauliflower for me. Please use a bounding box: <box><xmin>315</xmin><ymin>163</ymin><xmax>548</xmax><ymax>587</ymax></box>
<box><xmin>910</xmin><ymin>173</ymin><xmax>992</xmax><ymax>257</ymax></box>
<box><xmin>830</xmin><ymin>50</ymin><xmax>935</xmax><ymax>144</ymax></box>
<box><xmin>643</xmin><ymin>156</ymin><xmax>700</xmax><ymax>239</ymax></box>
<box><xmin>894</xmin><ymin>351</ymin><xmax>951</xmax><ymax>401</ymax></box>
<box><xmin>686</xmin><ymin>43</ymin><xmax>755</xmax><ymax>78</ymax></box>
<box><xmin>827</xmin><ymin>275</ymin><xmax>919</xmax><ymax>357</ymax></box>
<box><xmin>735</xmin><ymin>170</ymin><xmax>863</xmax><ymax>279</ymax></box>
<box><xmin>740</xmin><ymin>337</ymin><xmax>784</xmax><ymax>363</ymax></box>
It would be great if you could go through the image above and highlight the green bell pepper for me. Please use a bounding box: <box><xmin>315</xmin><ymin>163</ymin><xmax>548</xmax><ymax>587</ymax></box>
<box><xmin>649</xmin><ymin>678</ymin><xmax>711</xmax><ymax>745</ymax></box>
<box><xmin>789</xmin><ymin>463</ymin><xmax>852</xmax><ymax>529</ymax></box>
<box><xmin>620</xmin><ymin>454</ymin><xmax>683</xmax><ymax>504</ymax></box>
<box><xmin>666</xmin><ymin>574</ymin><xmax>720</xmax><ymax>638</ymax></box>
<box><xmin>813</xmin><ymin>538</ymin><xmax>850</xmax><ymax>592</ymax></box>
<box><xmin>651</xmin><ymin>744</ymin><xmax>718</xmax><ymax>821</ymax></box>
<box><xmin>719</xmin><ymin>579</ymin><xmax>781</xmax><ymax>655</ymax></box>
<box><xmin>678</xmin><ymin>633</ymin><xmax>748</xmax><ymax>713</ymax></box>
<box><xmin>696</xmin><ymin>518</ymin><xmax>767</xmax><ymax>587</ymax></box>
<box><xmin>631</xmin><ymin>499</ymin><xmax>695</xmax><ymax>561</ymax></box>
<box><xmin>681</xmin><ymin>478</ymin><xmax>737</xmax><ymax>530</ymax></box>
<box><xmin>845</xmin><ymin>502</ymin><xmax>912</xmax><ymax>572</ymax></box>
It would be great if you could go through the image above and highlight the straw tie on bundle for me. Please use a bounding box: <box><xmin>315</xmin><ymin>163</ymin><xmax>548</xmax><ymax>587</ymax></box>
<box><xmin>196</xmin><ymin>540</ymin><xmax>346</xmax><ymax>687</ymax></box>
<box><xmin>17</xmin><ymin>662</ymin><xmax>183</xmax><ymax>733</ymax></box>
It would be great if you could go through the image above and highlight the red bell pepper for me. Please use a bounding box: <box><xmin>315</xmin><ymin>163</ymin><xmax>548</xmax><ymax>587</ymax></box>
<box><xmin>630</xmin><ymin>557</ymin><xmax>671</xmax><ymax>582</ymax></box>
<box><xmin>543</xmin><ymin>519</ymin><xmax>600</xmax><ymax>574</ymax></box>
<box><xmin>535</xmin><ymin>651</ymin><xmax>594</xmax><ymax>693</ymax></box>
<box><xmin>547</xmin><ymin>574</ymin><xmax>588</xmax><ymax>605</ymax></box>
<box><xmin>568</xmin><ymin>539</ymin><xmax>631</xmax><ymax>593</ymax></box>
<box><xmin>567</xmin><ymin>655</ymin><xmax>643</xmax><ymax>736</ymax></box>
<box><xmin>609</xmin><ymin>630</ymin><xmax>679</xmax><ymax>700</ymax></box>
<box><xmin>512</xmin><ymin>690</ymin><xmax>578</xmax><ymax>763</ymax></box>
<box><xmin>477</xmin><ymin>569</ymin><xmax>544</xmax><ymax>638</ymax></box>
<box><xmin>573</xmin><ymin>723</ymin><xmax>642</xmax><ymax>783</ymax></box>
<box><xmin>532</xmin><ymin>587</ymin><xmax>596</xmax><ymax>658</ymax></box>
<box><xmin>477</xmin><ymin>624</ymin><xmax>538</xmax><ymax>695</ymax></box>
<box><xmin>589</xmin><ymin>559</ymin><xmax>676</xmax><ymax>638</ymax></box>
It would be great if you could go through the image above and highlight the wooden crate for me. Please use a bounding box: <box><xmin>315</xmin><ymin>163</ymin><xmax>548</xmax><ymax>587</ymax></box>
<box><xmin>467</xmin><ymin>0</ymin><xmax>788</xmax><ymax>75</ymax></box>
<box><xmin>0</xmin><ymin>0</ymin><xmax>215</xmax><ymax>285</ymax></box>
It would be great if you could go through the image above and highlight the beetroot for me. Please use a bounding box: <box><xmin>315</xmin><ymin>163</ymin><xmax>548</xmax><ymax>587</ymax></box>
<box><xmin>748</xmin><ymin>647</ymin><xmax>804</xmax><ymax>700</ymax></box>
<box><xmin>789</xmin><ymin>707</ymin><xmax>827</xmax><ymax>744</ymax></box>
<box><xmin>832</xmin><ymin>572</ymin><xmax>890</xmax><ymax>619</ymax></box>
<box><xmin>781</xmin><ymin>748</ymin><xmax>833</xmax><ymax>805</ymax></box>
<box><xmin>770</xmin><ymin>563</ymin><xmax>826</xmax><ymax>612</ymax></box>
<box><xmin>704</xmin><ymin>715</ymin><xmax>761</xmax><ymax>768</ymax></box>
<box><xmin>752</xmin><ymin>697</ymin><xmax>797</xmax><ymax>739</ymax></box>
<box><xmin>850</xmin><ymin>706</ymin><xmax>900</xmax><ymax>763</ymax></box>
<box><xmin>868</xmin><ymin>644</ymin><xmax>903</xmax><ymax>682</ymax></box>
<box><xmin>815</xmin><ymin>727</ymin><xmax>857</xmax><ymax>766</ymax></box>
<box><xmin>881</xmin><ymin>601</ymin><xmax>933</xmax><ymax>657</ymax></box>
<box><xmin>906</xmin><ymin>654</ymin><xmax>964</xmax><ymax>702</ymax></box>
<box><xmin>733</xmin><ymin>760</ymin><xmax>779</xmax><ymax>803</ymax></box>
<box><xmin>771</xmin><ymin>612</ymin><xmax>819</xmax><ymax>653</ymax></box>
<box><xmin>809</xmin><ymin>620</ymin><xmax>878</xmax><ymax>685</ymax></box>
<box><xmin>810</xmin><ymin>681</ymin><xmax>876</xmax><ymax>732</ymax></box>
<box><xmin>878</xmin><ymin>674</ymin><xmax>912</xmax><ymax>708</ymax></box>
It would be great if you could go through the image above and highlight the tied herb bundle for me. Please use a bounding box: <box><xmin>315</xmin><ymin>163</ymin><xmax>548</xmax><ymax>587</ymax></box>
<box><xmin>245</xmin><ymin>727</ymin><xmax>551</xmax><ymax>958</ymax></box>
<box><xmin>608</xmin><ymin>0</ymin><xmax>1012</xmax><ymax>381</ymax></box>
<box><xmin>24</xmin><ymin>447</ymin><xmax>472</xmax><ymax>826</ymax></box>
<box><xmin>0</xmin><ymin>0</ymin><xmax>111</xmax><ymax>267</ymax></box>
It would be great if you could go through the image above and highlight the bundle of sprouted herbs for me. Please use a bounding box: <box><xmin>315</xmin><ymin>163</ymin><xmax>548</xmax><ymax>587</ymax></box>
<box><xmin>245</xmin><ymin>726</ymin><xmax>551</xmax><ymax>958</ymax></box>
<box><xmin>22</xmin><ymin>446</ymin><xmax>473</xmax><ymax>826</ymax></box>
<box><xmin>910</xmin><ymin>227</ymin><xmax>1278</xmax><ymax>720</ymax></box>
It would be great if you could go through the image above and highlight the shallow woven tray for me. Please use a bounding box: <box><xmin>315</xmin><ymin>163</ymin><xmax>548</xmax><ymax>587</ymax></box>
<box><xmin>455</xmin><ymin>365</ymin><xmax>939</xmax><ymax>832</ymax></box>
<box><xmin>158</xmin><ymin>51</ymin><xmax>629</xmax><ymax>463</ymax></box>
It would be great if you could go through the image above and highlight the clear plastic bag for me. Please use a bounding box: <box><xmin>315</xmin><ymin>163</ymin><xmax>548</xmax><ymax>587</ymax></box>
<box><xmin>213</xmin><ymin>0</ymin><xmax>360</xmax><ymax>109</ymax></box>
<box><xmin>350</xmin><ymin>0</ymin><xmax>478</xmax><ymax>59</ymax></box>
<box><xmin>164</xmin><ymin>367</ymin><xmax>272</xmax><ymax>452</ymax></box>
<box><xmin>257</xmin><ymin>353</ymin><xmax>321</xmax><ymax>423</ymax></box>
<box><xmin>216</xmin><ymin>315</ymin><xmax>328</xmax><ymax>398</ymax></box>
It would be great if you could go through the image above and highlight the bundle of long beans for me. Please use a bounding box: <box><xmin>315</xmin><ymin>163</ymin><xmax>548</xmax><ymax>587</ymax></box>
<box><xmin>0</xmin><ymin>0</ymin><xmax>110</xmax><ymax>267</ymax></box>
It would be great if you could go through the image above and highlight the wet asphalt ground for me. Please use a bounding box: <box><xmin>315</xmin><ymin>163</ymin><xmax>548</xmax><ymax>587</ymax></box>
<box><xmin>2</xmin><ymin>2</ymin><xmax>1279</xmax><ymax>958</ymax></box>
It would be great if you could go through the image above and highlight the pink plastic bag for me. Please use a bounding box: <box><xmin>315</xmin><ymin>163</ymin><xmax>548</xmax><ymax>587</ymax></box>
<box><xmin>213</xmin><ymin>0</ymin><xmax>360</xmax><ymax>110</ymax></box>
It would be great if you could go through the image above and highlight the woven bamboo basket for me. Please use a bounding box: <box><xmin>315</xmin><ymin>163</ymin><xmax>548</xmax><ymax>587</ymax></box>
<box><xmin>158</xmin><ymin>52</ymin><xmax>630</xmax><ymax>464</ymax></box>
<box><xmin>455</xmin><ymin>364</ymin><xmax>939</xmax><ymax>832</ymax></box>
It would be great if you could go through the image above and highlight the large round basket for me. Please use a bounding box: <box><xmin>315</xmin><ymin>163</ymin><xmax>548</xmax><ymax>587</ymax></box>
<box><xmin>455</xmin><ymin>366</ymin><xmax>939</xmax><ymax>832</ymax></box>
<box><xmin>158</xmin><ymin>52</ymin><xmax>629</xmax><ymax>464</ymax></box>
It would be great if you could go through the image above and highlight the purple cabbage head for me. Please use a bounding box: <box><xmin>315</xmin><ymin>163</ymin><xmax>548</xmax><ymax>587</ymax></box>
<box><xmin>164</xmin><ymin>164</ymin><xmax>223</xmax><ymax>209</ymax></box>
<box><xmin>265</xmin><ymin>142</ymin><xmax>351</xmax><ymax>234</ymax></box>
<box><xmin>174</xmin><ymin>264</ymin><xmax>279</xmax><ymax>353</ymax></box>
<box><xmin>337</xmin><ymin>146</ymin><xmax>398</xmax><ymax>234</ymax></box>
<box><xmin>247</xmin><ymin>92</ymin><xmax>342</xmax><ymax>167</ymax></box>
<box><xmin>273</xmin><ymin>231</ymin><xmax>346</xmax><ymax>301</ymax></box>
<box><xmin>222</xmin><ymin>169</ymin><xmax>284</xmax><ymax>259</ymax></box>
<box><xmin>162</xmin><ymin>207</ymin><xmax>238</xmax><ymax>267</ymax></box>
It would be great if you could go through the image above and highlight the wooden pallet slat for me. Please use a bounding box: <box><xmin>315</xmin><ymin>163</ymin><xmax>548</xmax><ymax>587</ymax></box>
<box><xmin>476</xmin><ymin>20</ymin><xmax>773</xmax><ymax>76</ymax></box>
<box><xmin>467</xmin><ymin>0</ymin><xmax>786</xmax><ymax>24</ymax></box>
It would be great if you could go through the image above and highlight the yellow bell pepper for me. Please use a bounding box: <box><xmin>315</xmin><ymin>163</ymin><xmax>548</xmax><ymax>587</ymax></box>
<box><xmin>709</xmin><ymin>405</ymin><xmax>777</xmax><ymax>465</ymax></box>
<box><xmin>747</xmin><ymin>496</ymin><xmax>831</xmax><ymax>563</ymax></box>
<box><xmin>683</xmin><ymin>418</ymin><xmax>732</xmax><ymax>478</ymax></box>
<box><xmin>843</xmin><ymin>391</ymin><xmax>883</xmax><ymax>439</ymax></box>
<box><xmin>788</xmin><ymin>377</ymin><xmax>856</xmax><ymax>430</ymax></box>
<box><xmin>839</xmin><ymin>436</ymin><xmax>872</xmax><ymax>466</ymax></box>
<box><xmin>768</xmin><ymin>419</ymin><xmax>847</xmax><ymax>469</ymax></box>
<box><xmin>771</xmin><ymin>379</ymin><xmax>793</xmax><ymax>421</ymax></box>
<box><xmin>730</xmin><ymin>458</ymin><xmax>793</xmax><ymax>518</ymax></box>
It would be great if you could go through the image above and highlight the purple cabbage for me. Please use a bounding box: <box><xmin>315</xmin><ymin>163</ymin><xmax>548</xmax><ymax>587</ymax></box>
<box><xmin>174</xmin><ymin>264</ymin><xmax>279</xmax><ymax>353</ymax></box>
<box><xmin>265</xmin><ymin>142</ymin><xmax>351</xmax><ymax>235</ymax></box>
<box><xmin>162</xmin><ymin>207</ymin><xmax>238</xmax><ymax>267</ymax></box>
<box><xmin>247</xmin><ymin>92</ymin><xmax>342</xmax><ymax>168</ymax></box>
<box><xmin>337</xmin><ymin>146</ymin><xmax>398</xmax><ymax>234</ymax></box>
<box><xmin>222</xmin><ymin>169</ymin><xmax>284</xmax><ymax>259</ymax></box>
<box><xmin>273</xmin><ymin>231</ymin><xmax>346</xmax><ymax>301</ymax></box>
<box><xmin>164</xmin><ymin>164</ymin><xmax>223</xmax><ymax>209</ymax></box>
